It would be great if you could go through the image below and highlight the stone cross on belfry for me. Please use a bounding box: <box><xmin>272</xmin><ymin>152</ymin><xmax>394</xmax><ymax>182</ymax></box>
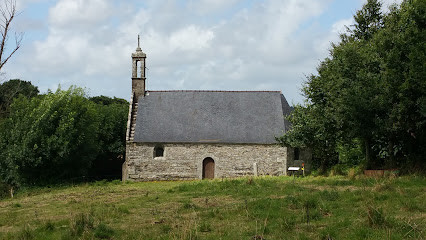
<box><xmin>136</xmin><ymin>35</ymin><xmax>142</xmax><ymax>51</ymax></box>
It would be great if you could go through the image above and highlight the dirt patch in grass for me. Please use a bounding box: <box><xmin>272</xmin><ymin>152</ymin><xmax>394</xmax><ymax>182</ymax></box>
<box><xmin>191</xmin><ymin>195</ymin><xmax>240</xmax><ymax>208</ymax></box>
<box><xmin>304</xmin><ymin>184</ymin><xmax>363</xmax><ymax>192</ymax></box>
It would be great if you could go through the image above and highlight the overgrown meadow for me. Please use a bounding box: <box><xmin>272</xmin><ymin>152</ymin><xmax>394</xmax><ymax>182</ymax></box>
<box><xmin>0</xmin><ymin>175</ymin><xmax>424</xmax><ymax>239</ymax></box>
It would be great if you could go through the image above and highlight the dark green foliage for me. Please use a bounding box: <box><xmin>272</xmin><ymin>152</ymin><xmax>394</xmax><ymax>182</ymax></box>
<box><xmin>336</xmin><ymin>139</ymin><xmax>363</xmax><ymax>166</ymax></box>
<box><xmin>0</xmin><ymin>79</ymin><xmax>39</xmax><ymax>118</ymax></box>
<box><xmin>279</xmin><ymin>0</ymin><xmax>426</xmax><ymax>172</ymax></box>
<box><xmin>0</xmin><ymin>87</ymin><xmax>99</xmax><ymax>186</ymax></box>
<box><xmin>0</xmin><ymin>86</ymin><xmax>128</xmax><ymax>188</ymax></box>
<box><xmin>349</xmin><ymin>0</ymin><xmax>383</xmax><ymax>41</ymax></box>
<box><xmin>0</xmin><ymin>181</ymin><xmax>9</xmax><ymax>199</ymax></box>
<box><xmin>277</xmin><ymin>103</ymin><xmax>339</xmax><ymax>173</ymax></box>
<box><xmin>90</xmin><ymin>95</ymin><xmax>128</xmax><ymax>105</ymax></box>
<box><xmin>330</xmin><ymin>164</ymin><xmax>346</xmax><ymax>176</ymax></box>
<box><xmin>89</xmin><ymin>97</ymin><xmax>128</xmax><ymax>179</ymax></box>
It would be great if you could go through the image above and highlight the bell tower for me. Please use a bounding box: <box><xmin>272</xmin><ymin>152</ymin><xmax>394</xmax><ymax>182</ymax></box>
<box><xmin>131</xmin><ymin>35</ymin><xmax>146</xmax><ymax>98</ymax></box>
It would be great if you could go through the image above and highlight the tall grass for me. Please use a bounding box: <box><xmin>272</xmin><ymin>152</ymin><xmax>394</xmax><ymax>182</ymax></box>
<box><xmin>0</xmin><ymin>176</ymin><xmax>424</xmax><ymax>239</ymax></box>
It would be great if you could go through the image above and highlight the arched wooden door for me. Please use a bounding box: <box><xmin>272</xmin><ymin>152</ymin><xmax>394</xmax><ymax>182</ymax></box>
<box><xmin>202</xmin><ymin>157</ymin><xmax>215</xmax><ymax>179</ymax></box>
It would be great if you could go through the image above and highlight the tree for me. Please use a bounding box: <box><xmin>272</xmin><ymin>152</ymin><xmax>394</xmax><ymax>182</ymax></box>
<box><xmin>371</xmin><ymin>0</ymin><xmax>426</xmax><ymax>169</ymax></box>
<box><xmin>90</xmin><ymin>95</ymin><xmax>128</xmax><ymax>105</ymax></box>
<box><xmin>0</xmin><ymin>0</ymin><xmax>22</xmax><ymax>75</ymax></box>
<box><xmin>314</xmin><ymin>35</ymin><xmax>383</xmax><ymax>168</ymax></box>
<box><xmin>277</xmin><ymin>103</ymin><xmax>339</xmax><ymax>173</ymax></box>
<box><xmin>0</xmin><ymin>79</ymin><xmax>39</xmax><ymax>118</ymax></box>
<box><xmin>349</xmin><ymin>0</ymin><xmax>383</xmax><ymax>41</ymax></box>
<box><xmin>279</xmin><ymin>0</ymin><xmax>426</xmax><ymax>172</ymax></box>
<box><xmin>0</xmin><ymin>87</ymin><xmax>130</xmax><ymax>195</ymax></box>
<box><xmin>89</xmin><ymin>96</ymin><xmax>128</xmax><ymax>178</ymax></box>
<box><xmin>0</xmin><ymin>87</ymin><xmax>99</xmax><ymax>188</ymax></box>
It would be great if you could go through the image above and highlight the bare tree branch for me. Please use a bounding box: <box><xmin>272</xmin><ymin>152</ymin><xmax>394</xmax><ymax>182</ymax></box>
<box><xmin>0</xmin><ymin>0</ymin><xmax>23</xmax><ymax>76</ymax></box>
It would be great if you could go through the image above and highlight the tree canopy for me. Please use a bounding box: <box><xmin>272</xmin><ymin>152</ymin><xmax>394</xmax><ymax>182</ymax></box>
<box><xmin>279</xmin><ymin>0</ymin><xmax>426</xmax><ymax>173</ymax></box>
<box><xmin>0</xmin><ymin>86</ymin><xmax>128</xmax><ymax>189</ymax></box>
<box><xmin>0</xmin><ymin>79</ymin><xmax>39</xmax><ymax>118</ymax></box>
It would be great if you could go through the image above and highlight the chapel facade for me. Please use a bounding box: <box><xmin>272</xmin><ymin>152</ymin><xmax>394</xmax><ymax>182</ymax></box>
<box><xmin>122</xmin><ymin>40</ymin><xmax>310</xmax><ymax>181</ymax></box>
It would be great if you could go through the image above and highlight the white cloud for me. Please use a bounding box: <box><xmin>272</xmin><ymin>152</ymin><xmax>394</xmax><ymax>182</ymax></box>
<box><xmin>331</xmin><ymin>18</ymin><xmax>354</xmax><ymax>34</ymax></box>
<box><xmin>381</xmin><ymin>0</ymin><xmax>403</xmax><ymax>6</ymax></box>
<box><xmin>169</xmin><ymin>25</ymin><xmax>214</xmax><ymax>51</ymax></box>
<box><xmin>188</xmin><ymin>0</ymin><xmax>242</xmax><ymax>15</ymax></box>
<box><xmin>5</xmin><ymin>0</ymin><xmax>353</xmax><ymax>104</ymax></box>
<box><xmin>256</xmin><ymin>0</ymin><xmax>327</xmax><ymax>64</ymax></box>
<box><xmin>311</xmin><ymin>17</ymin><xmax>354</xmax><ymax>60</ymax></box>
<box><xmin>15</xmin><ymin>0</ymin><xmax>45</xmax><ymax>9</ymax></box>
<box><xmin>49</xmin><ymin>0</ymin><xmax>113</xmax><ymax>29</ymax></box>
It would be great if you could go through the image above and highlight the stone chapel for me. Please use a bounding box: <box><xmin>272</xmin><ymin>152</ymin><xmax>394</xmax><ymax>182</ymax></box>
<box><xmin>122</xmin><ymin>39</ymin><xmax>310</xmax><ymax>181</ymax></box>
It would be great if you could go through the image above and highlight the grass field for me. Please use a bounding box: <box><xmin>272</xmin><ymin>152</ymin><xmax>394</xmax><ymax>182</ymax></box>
<box><xmin>0</xmin><ymin>175</ymin><xmax>424</xmax><ymax>239</ymax></box>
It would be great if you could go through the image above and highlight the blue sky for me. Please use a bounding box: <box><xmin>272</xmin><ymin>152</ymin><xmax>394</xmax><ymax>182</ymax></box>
<box><xmin>3</xmin><ymin>0</ymin><xmax>402</xmax><ymax>104</ymax></box>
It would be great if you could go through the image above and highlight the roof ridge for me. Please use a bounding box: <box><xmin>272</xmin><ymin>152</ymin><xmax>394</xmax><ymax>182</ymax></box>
<box><xmin>146</xmin><ymin>90</ymin><xmax>282</xmax><ymax>93</ymax></box>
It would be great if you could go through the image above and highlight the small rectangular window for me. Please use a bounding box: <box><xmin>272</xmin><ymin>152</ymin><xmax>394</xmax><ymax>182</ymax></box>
<box><xmin>154</xmin><ymin>146</ymin><xmax>164</xmax><ymax>158</ymax></box>
<box><xmin>294</xmin><ymin>148</ymin><xmax>300</xmax><ymax>160</ymax></box>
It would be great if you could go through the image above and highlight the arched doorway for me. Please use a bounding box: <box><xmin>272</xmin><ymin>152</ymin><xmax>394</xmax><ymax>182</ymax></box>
<box><xmin>202</xmin><ymin>157</ymin><xmax>215</xmax><ymax>179</ymax></box>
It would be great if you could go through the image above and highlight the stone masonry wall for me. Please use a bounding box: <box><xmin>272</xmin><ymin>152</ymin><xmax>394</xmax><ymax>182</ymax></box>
<box><xmin>123</xmin><ymin>143</ymin><xmax>288</xmax><ymax>181</ymax></box>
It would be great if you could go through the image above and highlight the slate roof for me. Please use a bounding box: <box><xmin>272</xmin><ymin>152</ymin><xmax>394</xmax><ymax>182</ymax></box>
<box><xmin>133</xmin><ymin>90</ymin><xmax>291</xmax><ymax>144</ymax></box>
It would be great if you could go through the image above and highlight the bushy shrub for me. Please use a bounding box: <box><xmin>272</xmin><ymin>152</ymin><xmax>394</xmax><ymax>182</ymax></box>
<box><xmin>0</xmin><ymin>87</ymin><xmax>128</xmax><ymax>188</ymax></box>
<box><xmin>0</xmin><ymin>87</ymin><xmax>99</xmax><ymax>186</ymax></box>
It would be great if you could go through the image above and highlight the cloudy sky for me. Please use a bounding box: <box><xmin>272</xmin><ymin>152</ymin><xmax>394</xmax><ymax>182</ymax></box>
<box><xmin>3</xmin><ymin>0</ymin><xmax>402</xmax><ymax>104</ymax></box>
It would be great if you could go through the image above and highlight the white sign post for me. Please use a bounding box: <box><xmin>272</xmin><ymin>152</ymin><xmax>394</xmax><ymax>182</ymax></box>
<box><xmin>288</xmin><ymin>167</ymin><xmax>300</xmax><ymax>183</ymax></box>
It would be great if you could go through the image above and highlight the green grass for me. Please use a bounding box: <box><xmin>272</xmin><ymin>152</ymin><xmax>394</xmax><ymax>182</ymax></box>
<box><xmin>0</xmin><ymin>176</ymin><xmax>424</xmax><ymax>239</ymax></box>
